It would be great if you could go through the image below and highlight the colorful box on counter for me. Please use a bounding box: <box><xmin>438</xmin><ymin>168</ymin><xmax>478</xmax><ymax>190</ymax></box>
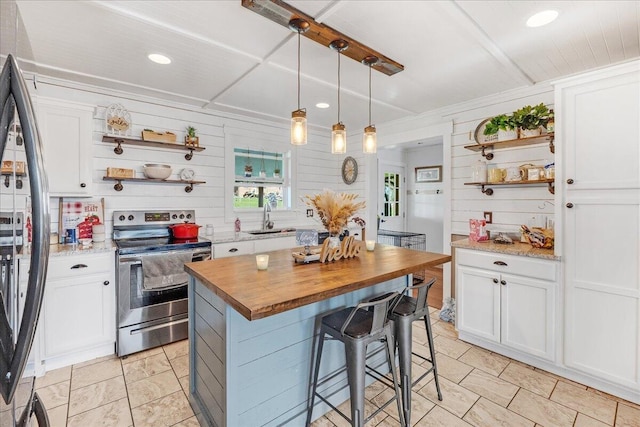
<box><xmin>59</xmin><ymin>198</ymin><xmax>105</xmax><ymax>242</ymax></box>
<box><xmin>469</xmin><ymin>219</ymin><xmax>489</xmax><ymax>242</ymax></box>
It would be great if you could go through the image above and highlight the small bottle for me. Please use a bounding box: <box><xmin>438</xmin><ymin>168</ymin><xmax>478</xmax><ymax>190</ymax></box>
<box><xmin>234</xmin><ymin>217</ymin><xmax>241</xmax><ymax>235</ymax></box>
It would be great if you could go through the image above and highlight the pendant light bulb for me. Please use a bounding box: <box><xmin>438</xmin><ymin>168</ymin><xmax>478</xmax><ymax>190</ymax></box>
<box><xmin>330</xmin><ymin>40</ymin><xmax>348</xmax><ymax>154</ymax></box>
<box><xmin>290</xmin><ymin>19</ymin><xmax>309</xmax><ymax>145</ymax></box>
<box><xmin>362</xmin><ymin>55</ymin><xmax>378</xmax><ymax>154</ymax></box>
<box><xmin>332</xmin><ymin>123</ymin><xmax>346</xmax><ymax>154</ymax></box>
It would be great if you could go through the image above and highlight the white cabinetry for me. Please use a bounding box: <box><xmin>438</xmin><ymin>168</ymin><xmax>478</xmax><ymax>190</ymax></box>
<box><xmin>41</xmin><ymin>252</ymin><xmax>116</xmax><ymax>370</ymax></box>
<box><xmin>36</xmin><ymin>98</ymin><xmax>94</xmax><ymax>196</ymax></box>
<box><xmin>555</xmin><ymin>61</ymin><xmax>640</xmax><ymax>400</ymax></box>
<box><xmin>213</xmin><ymin>236</ymin><xmax>297</xmax><ymax>259</ymax></box>
<box><xmin>456</xmin><ymin>249</ymin><xmax>557</xmax><ymax>362</ymax></box>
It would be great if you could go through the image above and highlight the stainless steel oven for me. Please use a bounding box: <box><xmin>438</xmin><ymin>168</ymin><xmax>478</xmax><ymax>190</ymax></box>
<box><xmin>113</xmin><ymin>210</ymin><xmax>211</xmax><ymax>357</ymax></box>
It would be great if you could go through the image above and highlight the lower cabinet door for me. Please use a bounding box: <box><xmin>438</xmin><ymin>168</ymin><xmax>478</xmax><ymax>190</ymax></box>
<box><xmin>456</xmin><ymin>265</ymin><xmax>500</xmax><ymax>343</ymax></box>
<box><xmin>43</xmin><ymin>275</ymin><xmax>115</xmax><ymax>359</ymax></box>
<box><xmin>500</xmin><ymin>273</ymin><xmax>555</xmax><ymax>361</ymax></box>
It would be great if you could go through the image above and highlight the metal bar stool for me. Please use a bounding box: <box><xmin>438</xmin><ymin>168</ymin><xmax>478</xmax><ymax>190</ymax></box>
<box><xmin>305</xmin><ymin>292</ymin><xmax>406</xmax><ymax>427</ymax></box>
<box><xmin>389</xmin><ymin>277</ymin><xmax>442</xmax><ymax>425</ymax></box>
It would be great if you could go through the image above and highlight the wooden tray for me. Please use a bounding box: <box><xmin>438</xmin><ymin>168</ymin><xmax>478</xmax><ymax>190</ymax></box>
<box><xmin>142</xmin><ymin>130</ymin><xmax>177</xmax><ymax>143</ymax></box>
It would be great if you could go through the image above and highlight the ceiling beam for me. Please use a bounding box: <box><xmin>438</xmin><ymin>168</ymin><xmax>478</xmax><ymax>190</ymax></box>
<box><xmin>241</xmin><ymin>0</ymin><xmax>404</xmax><ymax>76</ymax></box>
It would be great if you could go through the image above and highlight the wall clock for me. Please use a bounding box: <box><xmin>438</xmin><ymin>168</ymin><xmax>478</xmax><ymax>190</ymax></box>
<box><xmin>341</xmin><ymin>156</ymin><xmax>358</xmax><ymax>185</ymax></box>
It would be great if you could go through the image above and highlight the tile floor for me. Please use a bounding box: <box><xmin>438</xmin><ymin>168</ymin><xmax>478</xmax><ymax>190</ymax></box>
<box><xmin>33</xmin><ymin>308</ymin><xmax>640</xmax><ymax>427</ymax></box>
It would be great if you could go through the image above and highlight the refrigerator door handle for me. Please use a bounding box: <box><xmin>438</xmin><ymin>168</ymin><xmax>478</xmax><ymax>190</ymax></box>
<box><xmin>0</xmin><ymin>54</ymin><xmax>50</xmax><ymax>404</ymax></box>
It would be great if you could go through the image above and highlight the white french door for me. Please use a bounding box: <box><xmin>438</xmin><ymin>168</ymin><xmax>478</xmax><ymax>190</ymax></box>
<box><xmin>378</xmin><ymin>162</ymin><xmax>405</xmax><ymax>232</ymax></box>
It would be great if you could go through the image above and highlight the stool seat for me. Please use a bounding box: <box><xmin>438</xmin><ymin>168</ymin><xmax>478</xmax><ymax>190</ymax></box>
<box><xmin>322</xmin><ymin>308</ymin><xmax>375</xmax><ymax>339</ymax></box>
<box><xmin>391</xmin><ymin>297</ymin><xmax>417</xmax><ymax>317</ymax></box>
<box><xmin>306</xmin><ymin>292</ymin><xmax>406</xmax><ymax>427</ymax></box>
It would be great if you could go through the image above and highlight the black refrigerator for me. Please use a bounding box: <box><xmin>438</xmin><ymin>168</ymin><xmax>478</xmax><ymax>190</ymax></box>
<box><xmin>0</xmin><ymin>52</ymin><xmax>51</xmax><ymax>426</ymax></box>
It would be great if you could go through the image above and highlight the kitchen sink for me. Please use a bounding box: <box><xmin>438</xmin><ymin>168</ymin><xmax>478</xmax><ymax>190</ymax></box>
<box><xmin>247</xmin><ymin>228</ymin><xmax>296</xmax><ymax>235</ymax></box>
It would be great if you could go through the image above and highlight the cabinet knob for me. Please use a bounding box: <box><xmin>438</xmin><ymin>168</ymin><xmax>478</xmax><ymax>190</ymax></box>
<box><xmin>566</xmin><ymin>202</ymin><xmax>574</xmax><ymax>208</ymax></box>
<box><xmin>500</xmin><ymin>280</ymin><xmax>507</xmax><ymax>286</ymax></box>
<box><xmin>492</xmin><ymin>278</ymin><xmax>499</xmax><ymax>284</ymax></box>
<box><xmin>567</xmin><ymin>178</ymin><xmax>574</xmax><ymax>184</ymax></box>
<box><xmin>103</xmin><ymin>280</ymin><xmax>110</xmax><ymax>286</ymax></box>
<box><xmin>80</xmin><ymin>183</ymin><xmax>86</xmax><ymax>188</ymax></box>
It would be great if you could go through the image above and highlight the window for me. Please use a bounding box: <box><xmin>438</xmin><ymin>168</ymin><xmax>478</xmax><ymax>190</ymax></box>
<box><xmin>383</xmin><ymin>172</ymin><xmax>400</xmax><ymax>217</ymax></box>
<box><xmin>233</xmin><ymin>148</ymin><xmax>290</xmax><ymax>209</ymax></box>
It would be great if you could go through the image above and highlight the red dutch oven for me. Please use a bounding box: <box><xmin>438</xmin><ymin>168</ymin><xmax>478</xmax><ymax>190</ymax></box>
<box><xmin>169</xmin><ymin>223</ymin><xmax>201</xmax><ymax>239</ymax></box>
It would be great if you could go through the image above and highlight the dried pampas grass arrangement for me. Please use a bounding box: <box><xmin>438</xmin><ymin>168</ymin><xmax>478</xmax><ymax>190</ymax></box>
<box><xmin>304</xmin><ymin>190</ymin><xmax>366</xmax><ymax>236</ymax></box>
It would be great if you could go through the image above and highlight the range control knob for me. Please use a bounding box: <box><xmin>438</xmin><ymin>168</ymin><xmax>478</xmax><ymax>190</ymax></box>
<box><xmin>179</xmin><ymin>214</ymin><xmax>185</xmax><ymax>219</ymax></box>
<box><xmin>172</xmin><ymin>214</ymin><xmax>178</xmax><ymax>219</ymax></box>
<box><xmin>128</xmin><ymin>215</ymin><xmax>135</xmax><ymax>221</ymax></box>
<box><xmin>186</xmin><ymin>213</ymin><xmax>192</xmax><ymax>219</ymax></box>
<box><xmin>119</xmin><ymin>215</ymin><xmax>125</xmax><ymax>221</ymax></box>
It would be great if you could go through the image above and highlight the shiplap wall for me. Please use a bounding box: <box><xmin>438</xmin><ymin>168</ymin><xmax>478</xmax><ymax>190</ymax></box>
<box><xmin>5</xmin><ymin>73</ymin><xmax>555</xmax><ymax>243</ymax></box>
<box><xmin>446</xmin><ymin>87</ymin><xmax>555</xmax><ymax>236</ymax></box>
<box><xmin>26</xmin><ymin>76</ymin><xmax>368</xmax><ymax>236</ymax></box>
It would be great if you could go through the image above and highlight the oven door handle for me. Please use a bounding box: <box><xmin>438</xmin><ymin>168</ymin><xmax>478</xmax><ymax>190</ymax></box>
<box><xmin>119</xmin><ymin>251</ymin><xmax>211</xmax><ymax>265</ymax></box>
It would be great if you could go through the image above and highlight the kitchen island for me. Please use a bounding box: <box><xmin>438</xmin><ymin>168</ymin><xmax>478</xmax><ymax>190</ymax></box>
<box><xmin>184</xmin><ymin>244</ymin><xmax>451</xmax><ymax>427</ymax></box>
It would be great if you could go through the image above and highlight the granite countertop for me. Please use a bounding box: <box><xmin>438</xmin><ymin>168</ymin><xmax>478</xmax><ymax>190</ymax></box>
<box><xmin>451</xmin><ymin>238</ymin><xmax>559</xmax><ymax>260</ymax></box>
<box><xmin>18</xmin><ymin>240</ymin><xmax>117</xmax><ymax>258</ymax></box>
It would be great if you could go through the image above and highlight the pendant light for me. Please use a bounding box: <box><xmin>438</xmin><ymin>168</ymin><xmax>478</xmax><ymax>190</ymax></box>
<box><xmin>362</xmin><ymin>55</ymin><xmax>378</xmax><ymax>154</ymax></box>
<box><xmin>330</xmin><ymin>39</ymin><xmax>348</xmax><ymax>154</ymax></box>
<box><xmin>289</xmin><ymin>18</ymin><xmax>310</xmax><ymax>145</ymax></box>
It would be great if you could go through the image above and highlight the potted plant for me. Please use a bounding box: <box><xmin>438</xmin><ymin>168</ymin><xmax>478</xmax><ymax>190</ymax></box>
<box><xmin>484</xmin><ymin>114</ymin><xmax>518</xmax><ymax>141</ymax></box>
<box><xmin>185</xmin><ymin>125</ymin><xmax>199</xmax><ymax>147</ymax></box>
<box><xmin>513</xmin><ymin>103</ymin><xmax>551</xmax><ymax>138</ymax></box>
<box><xmin>273</xmin><ymin>167</ymin><xmax>281</xmax><ymax>178</ymax></box>
<box><xmin>244</xmin><ymin>163</ymin><xmax>253</xmax><ymax>177</ymax></box>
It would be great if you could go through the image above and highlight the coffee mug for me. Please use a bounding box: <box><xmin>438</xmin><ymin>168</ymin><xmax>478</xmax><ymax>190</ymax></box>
<box><xmin>487</xmin><ymin>168</ymin><xmax>506</xmax><ymax>183</ymax></box>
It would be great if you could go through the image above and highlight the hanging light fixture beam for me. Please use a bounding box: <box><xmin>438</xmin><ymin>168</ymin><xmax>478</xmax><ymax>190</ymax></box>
<box><xmin>241</xmin><ymin>0</ymin><xmax>404</xmax><ymax>76</ymax></box>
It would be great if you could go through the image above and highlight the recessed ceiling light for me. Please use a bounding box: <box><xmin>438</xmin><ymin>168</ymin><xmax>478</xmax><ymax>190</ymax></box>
<box><xmin>148</xmin><ymin>53</ymin><xmax>171</xmax><ymax>65</ymax></box>
<box><xmin>315</xmin><ymin>102</ymin><xmax>330</xmax><ymax>109</ymax></box>
<box><xmin>526</xmin><ymin>10</ymin><xmax>558</xmax><ymax>28</ymax></box>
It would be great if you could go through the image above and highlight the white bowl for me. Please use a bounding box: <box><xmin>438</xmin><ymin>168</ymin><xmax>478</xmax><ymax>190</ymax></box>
<box><xmin>143</xmin><ymin>164</ymin><xmax>172</xmax><ymax>179</ymax></box>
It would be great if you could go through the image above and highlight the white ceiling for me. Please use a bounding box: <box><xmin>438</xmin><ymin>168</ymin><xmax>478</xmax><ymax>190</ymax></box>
<box><xmin>2</xmin><ymin>0</ymin><xmax>639</xmax><ymax>133</ymax></box>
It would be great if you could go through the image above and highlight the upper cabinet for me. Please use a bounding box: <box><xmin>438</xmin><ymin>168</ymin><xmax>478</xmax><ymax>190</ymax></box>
<box><xmin>37</xmin><ymin>98</ymin><xmax>94</xmax><ymax>196</ymax></box>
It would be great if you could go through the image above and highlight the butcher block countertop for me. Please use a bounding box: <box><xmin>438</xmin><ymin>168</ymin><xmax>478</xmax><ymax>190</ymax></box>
<box><xmin>184</xmin><ymin>244</ymin><xmax>451</xmax><ymax>321</ymax></box>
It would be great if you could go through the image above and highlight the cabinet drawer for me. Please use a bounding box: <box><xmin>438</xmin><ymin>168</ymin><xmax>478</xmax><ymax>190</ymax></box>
<box><xmin>47</xmin><ymin>253</ymin><xmax>113</xmax><ymax>279</ymax></box>
<box><xmin>213</xmin><ymin>241</ymin><xmax>254</xmax><ymax>258</ymax></box>
<box><xmin>254</xmin><ymin>236</ymin><xmax>297</xmax><ymax>253</ymax></box>
<box><xmin>456</xmin><ymin>249</ymin><xmax>557</xmax><ymax>282</ymax></box>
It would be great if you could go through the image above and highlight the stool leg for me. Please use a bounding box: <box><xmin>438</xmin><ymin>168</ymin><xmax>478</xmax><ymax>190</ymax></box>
<box><xmin>423</xmin><ymin>315</ymin><xmax>442</xmax><ymax>401</ymax></box>
<box><xmin>395</xmin><ymin>317</ymin><xmax>412</xmax><ymax>426</ymax></box>
<box><xmin>306</xmin><ymin>330</ymin><xmax>325</xmax><ymax>426</ymax></box>
<box><xmin>385</xmin><ymin>329</ymin><xmax>407</xmax><ymax>427</ymax></box>
<box><xmin>344</xmin><ymin>341</ymin><xmax>366</xmax><ymax>427</ymax></box>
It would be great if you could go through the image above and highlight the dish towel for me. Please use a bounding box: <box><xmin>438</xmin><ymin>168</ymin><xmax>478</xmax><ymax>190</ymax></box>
<box><xmin>141</xmin><ymin>252</ymin><xmax>193</xmax><ymax>291</ymax></box>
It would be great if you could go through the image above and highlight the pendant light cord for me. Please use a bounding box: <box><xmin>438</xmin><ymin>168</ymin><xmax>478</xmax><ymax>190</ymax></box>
<box><xmin>337</xmin><ymin>51</ymin><xmax>341</xmax><ymax>122</ymax></box>
<box><xmin>297</xmin><ymin>30</ymin><xmax>301</xmax><ymax>110</ymax></box>
<box><xmin>368</xmin><ymin>64</ymin><xmax>372</xmax><ymax>125</ymax></box>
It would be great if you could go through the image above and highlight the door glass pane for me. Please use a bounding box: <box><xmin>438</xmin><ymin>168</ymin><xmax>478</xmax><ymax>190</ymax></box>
<box><xmin>384</xmin><ymin>172</ymin><xmax>400</xmax><ymax>217</ymax></box>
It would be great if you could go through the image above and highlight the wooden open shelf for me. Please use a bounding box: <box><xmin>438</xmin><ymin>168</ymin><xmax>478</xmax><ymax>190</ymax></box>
<box><xmin>464</xmin><ymin>179</ymin><xmax>555</xmax><ymax>195</ymax></box>
<box><xmin>464</xmin><ymin>133</ymin><xmax>554</xmax><ymax>160</ymax></box>
<box><xmin>102</xmin><ymin>176</ymin><xmax>206</xmax><ymax>193</ymax></box>
<box><xmin>102</xmin><ymin>135</ymin><xmax>205</xmax><ymax>160</ymax></box>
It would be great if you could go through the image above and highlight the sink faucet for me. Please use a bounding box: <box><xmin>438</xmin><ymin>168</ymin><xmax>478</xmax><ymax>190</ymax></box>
<box><xmin>263</xmin><ymin>203</ymin><xmax>274</xmax><ymax>230</ymax></box>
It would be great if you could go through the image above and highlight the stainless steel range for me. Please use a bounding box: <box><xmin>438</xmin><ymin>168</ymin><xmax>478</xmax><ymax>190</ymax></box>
<box><xmin>113</xmin><ymin>209</ymin><xmax>211</xmax><ymax>357</ymax></box>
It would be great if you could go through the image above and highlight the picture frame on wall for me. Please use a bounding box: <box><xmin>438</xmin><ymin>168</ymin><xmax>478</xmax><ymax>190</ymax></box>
<box><xmin>415</xmin><ymin>165</ymin><xmax>442</xmax><ymax>183</ymax></box>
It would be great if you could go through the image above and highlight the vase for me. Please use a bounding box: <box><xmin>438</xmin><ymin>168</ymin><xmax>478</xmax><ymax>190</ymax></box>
<box><xmin>497</xmin><ymin>128</ymin><xmax>518</xmax><ymax>141</ymax></box>
<box><xmin>327</xmin><ymin>233</ymin><xmax>341</xmax><ymax>248</ymax></box>
<box><xmin>520</xmin><ymin>127</ymin><xmax>542</xmax><ymax>138</ymax></box>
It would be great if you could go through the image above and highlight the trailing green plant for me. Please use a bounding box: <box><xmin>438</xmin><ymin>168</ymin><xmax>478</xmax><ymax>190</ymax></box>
<box><xmin>513</xmin><ymin>103</ymin><xmax>551</xmax><ymax>130</ymax></box>
<box><xmin>484</xmin><ymin>114</ymin><xmax>516</xmax><ymax>135</ymax></box>
<box><xmin>186</xmin><ymin>125</ymin><xmax>197</xmax><ymax>138</ymax></box>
